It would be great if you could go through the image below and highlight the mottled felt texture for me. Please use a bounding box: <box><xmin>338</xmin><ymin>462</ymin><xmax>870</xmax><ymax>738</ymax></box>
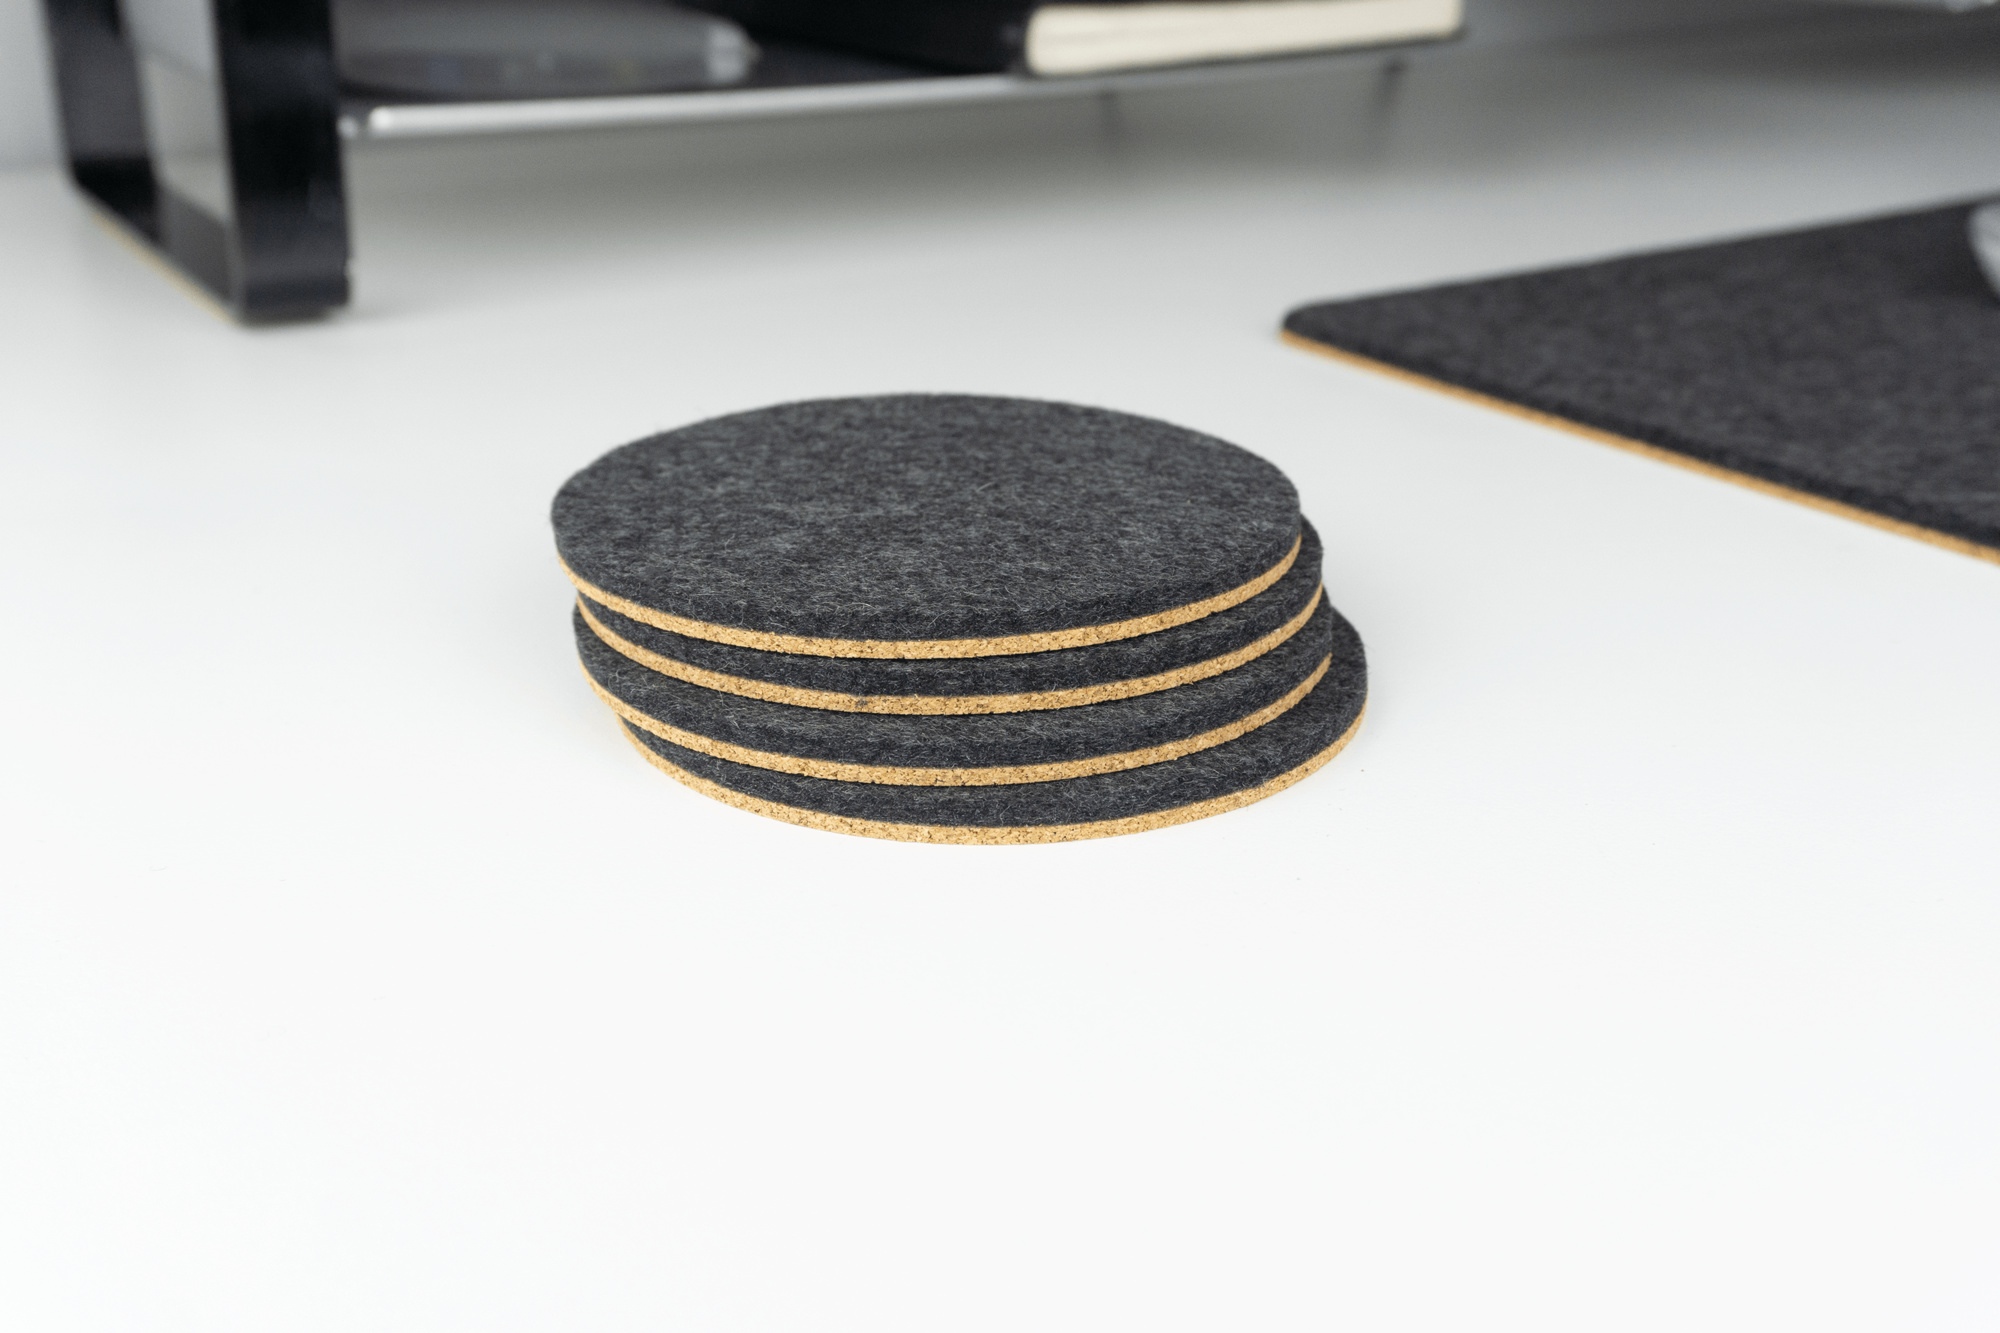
<box><xmin>1285</xmin><ymin>204</ymin><xmax>2000</xmax><ymax>553</ymax></box>
<box><xmin>620</xmin><ymin>613</ymin><xmax>1366</xmax><ymax>827</ymax></box>
<box><xmin>553</xmin><ymin>394</ymin><xmax>1301</xmax><ymax>642</ymax></box>
<box><xmin>579</xmin><ymin>600</ymin><xmax>1337</xmax><ymax>772</ymax></box>
<box><xmin>586</xmin><ymin>521</ymin><xmax>1325</xmax><ymax>703</ymax></box>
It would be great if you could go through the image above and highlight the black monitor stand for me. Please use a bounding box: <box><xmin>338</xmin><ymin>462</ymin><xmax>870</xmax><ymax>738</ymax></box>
<box><xmin>41</xmin><ymin>0</ymin><xmax>350</xmax><ymax>322</ymax></box>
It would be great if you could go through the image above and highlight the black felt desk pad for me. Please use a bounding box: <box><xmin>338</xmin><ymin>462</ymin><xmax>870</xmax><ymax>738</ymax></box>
<box><xmin>582</xmin><ymin>522</ymin><xmax>1326</xmax><ymax>714</ymax></box>
<box><xmin>553</xmin><ymin>394</ymin><xmax>1302</xmax><ymax>647</ymax></box>
<box><xmin>579</xmin><ymin>601</ymin><xmax>1339</xmax><ymax>781</ymax></box>
<box><xmin>1284</xmin><ymin>203</ymin><xmax>2000</xmax><ymax>561</ymax></box>
<box><xmin>619</xmin><ymin>615</ymin><xmax>1367</xmax><ymax>832</ymax></box>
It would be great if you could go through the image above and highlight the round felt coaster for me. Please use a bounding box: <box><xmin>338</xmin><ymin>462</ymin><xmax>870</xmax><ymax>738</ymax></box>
<box><xmin>578</xmin><ymin>601</ymin><xmax>1340</xmax><ymax>785</ymax></box>
<box><xmin>552</xmin><ymin>395</ymin><xmax>1302</xmax><ymax>659</ymax></box>
<box><xmin>580</xmin><ymin>521</ymin><xmax>1327</xmax><ymax>716</ymax></box>
<box><xmin>611</xmin><ymin>624</ymin><xmax>1367</xmax><ymax>843</ymax></box>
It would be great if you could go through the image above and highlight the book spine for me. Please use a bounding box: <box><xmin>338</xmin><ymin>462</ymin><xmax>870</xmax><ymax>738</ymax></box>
<box><xmin>688</xmin><ymin>0</ymin><xmax>1037</xmax><ymax>73</ymax></box>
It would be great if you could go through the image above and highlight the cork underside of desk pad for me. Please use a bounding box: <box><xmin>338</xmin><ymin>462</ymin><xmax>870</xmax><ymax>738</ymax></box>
<box><xmin>553</xmin><ymin>394</ymin><xmax>1303</xmax><ymax>657</ymax></box>
<box><xmin>616</xmin><ymin>646</ymin><xmax>1368</xmax><ymax>843</ymax></box>
<box><xmin>577</xmin><ymin>601</ymin><xmax>1345</xmax><ymax>784</ymax></box>
<box><xmin>579</xmin><ymin>523</ymin><xmax>1326</xmax><ymax>715</ymax></box>
<box><xmin>1283</xmin><ymin>204</ymin><xmax>2000</xmax><ymax>566</ymax></box>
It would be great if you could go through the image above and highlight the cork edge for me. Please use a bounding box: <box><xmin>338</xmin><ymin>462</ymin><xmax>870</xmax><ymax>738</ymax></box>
<box><xmin>1280</xmin><ymin>329</ymin><xmax>2000</xmax><ymax>569</ymax></box>
<box><xmin>560</xmin><ymin>532</ymin><xmax>1303</xmax><ymax>660</ymax></box>
<box><xmin>588</xmin><ymin>653</ymin><xmax>1332</xmax><ymax>787</ymax></box>
<box><xmin>579</xmin><ymin>585</ymin><xmax>1324</xmax><ymax>716</ymax></box>
<box><xmin>617</xmin><ymin>701</ymin><xmax>1367</xmax><ymax>844</ymax></box>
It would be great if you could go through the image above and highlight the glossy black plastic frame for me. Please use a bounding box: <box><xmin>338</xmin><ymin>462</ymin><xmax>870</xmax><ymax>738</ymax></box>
<box><xmin>42</xmin><ymin>0</ymin><xmax>350</xmax><ymax>321</ymax></box>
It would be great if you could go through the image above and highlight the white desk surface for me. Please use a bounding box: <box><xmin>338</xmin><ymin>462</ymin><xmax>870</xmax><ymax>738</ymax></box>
<box><xmin>5</xmin><ymin>18</ymin><xmax>2000</xmax><ymax>1331</ymax></box>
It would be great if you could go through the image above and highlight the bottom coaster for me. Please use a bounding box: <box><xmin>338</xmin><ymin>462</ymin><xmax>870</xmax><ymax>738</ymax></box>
<box><xmin>615</xmin><ymin>631</ymin><xmax>1367</xmax><ymax>844</ymax></box>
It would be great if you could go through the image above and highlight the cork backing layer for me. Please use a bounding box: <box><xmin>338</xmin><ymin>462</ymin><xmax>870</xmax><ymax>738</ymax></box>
<box><xmin>563</xmin><ymin>533</ymin><xmax>1301</xmax><ymax>659</ymax></box>
<box><xmin>608</xmin><ymin>634</ymin><xmax>1369</xmax><ymax>841</ymax></box>
<box><xmin>592</xmin><ymin>653</ymin><xmax>1331</xmax><ymax>786</ymax></box>
<box><xmin>576</xmin><ymin>600</ymin><xmax>1342</xmax><ymax>781</ymax></box>
<box><xmin>580</xmin><ymin>584</ymin><xmax>1324</xmax><ymax>716</ymax></box>
<box><xmin>576</xmin><ymin>519</ymin><xmax>1327</xmax><ymax>713</ymax></box>
<box><xmin>620</xmin><ymin>708</ymin><xmax>1363</xmax><ymax>844</ymax></box>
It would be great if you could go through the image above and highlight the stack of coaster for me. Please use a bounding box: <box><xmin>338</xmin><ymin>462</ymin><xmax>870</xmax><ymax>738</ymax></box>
<box><xmin>552</xmin><ymin>395</ymin><xmax>1368</xmax><ymax>843</ymax></box>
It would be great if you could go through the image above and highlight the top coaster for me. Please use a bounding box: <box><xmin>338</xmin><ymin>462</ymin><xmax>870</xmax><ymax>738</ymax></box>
<box><xmin>552</xmin><ymin>395</ymin><xmax>1301</xmax><ymax>659</ymax></box>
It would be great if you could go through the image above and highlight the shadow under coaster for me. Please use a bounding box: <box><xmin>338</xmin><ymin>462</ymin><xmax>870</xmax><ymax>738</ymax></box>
<box><xmin>578</xmin><ymin>601</ymin><xmax>1342</xmax><ymax>784</ymax></box>
<box><xmin>552</xmin><ymin>394</ymin><xmax>1302</xmax><ymax>657</ymax></box>
<box><xmin>581</xmin><ymin>522</ymin><xmax>1327</xmax><ymax>715</ymax></box>
<box><xmin>618</xmin><ymin>624</ymin><xmax>1369</xmax><ymax>844</ymax></box>
<box><xmin>1283</xmin><ymin>203</ymin><xmax>2000</xmax><ymax>565</ymax></box>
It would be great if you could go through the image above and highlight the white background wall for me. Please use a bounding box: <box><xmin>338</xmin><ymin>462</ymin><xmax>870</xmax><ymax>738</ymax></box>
<box><xmin>0</xmin><ymin>0</ymin><xmax>1883</xmax><ymax>174</ymax></box>
<box><xmin>2</xmin><ymin>0</ymin><xmax>58</xmax><ymax>170</ymax></box>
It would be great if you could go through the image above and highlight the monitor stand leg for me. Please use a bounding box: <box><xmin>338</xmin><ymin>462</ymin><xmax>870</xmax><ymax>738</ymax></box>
<box><xmin>41</xmin><ymin>0</ymin><xmax>351</xmax><ymax>323</ymax></box>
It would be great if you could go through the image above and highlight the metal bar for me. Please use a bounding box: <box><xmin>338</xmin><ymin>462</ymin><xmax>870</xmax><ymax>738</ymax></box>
<box><xmin>342</xmin><ymin>41</ymin><xmax>1444</xmax><ymax>142</ymax></box>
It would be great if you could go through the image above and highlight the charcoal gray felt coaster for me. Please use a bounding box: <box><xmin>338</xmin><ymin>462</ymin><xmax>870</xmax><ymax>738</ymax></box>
<box><xmin>580</xmin><ymin>521</ymin><xmax>1327</xmax><ymax>715</ymax></box>
<box><xmin>611</xmin><ymin>616</ymin><xmax>1367</xmax><ymax>843</ymax></box>
<box><xmin>1284</xmin><ymin>203</ymin><xmax>2000</xmax><ymax>564</ymax></box>
<box><xmin>552</xmin><ymin>394</ymin><xmax>1303</xmax><ymax>657</ymax></box>
<box><xmin>578</xmin><ymin>600</ymin><xmax>1339</xmax><ymax>784</ymax></box>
